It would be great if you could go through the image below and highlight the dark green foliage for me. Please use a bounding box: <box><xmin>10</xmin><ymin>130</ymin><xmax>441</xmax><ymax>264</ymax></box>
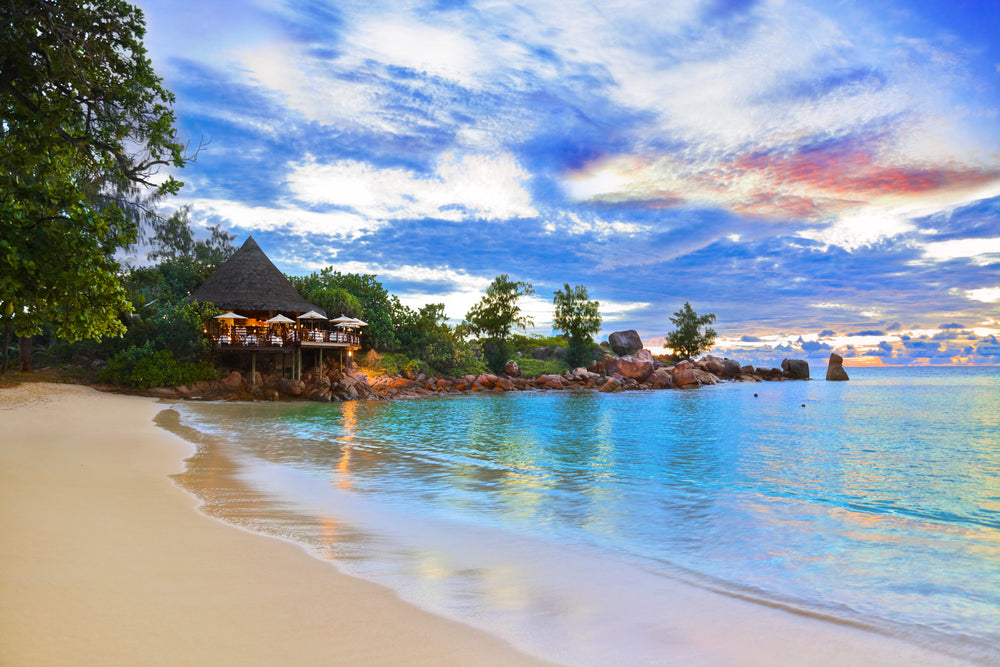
<box><xmin>307</xmin><ymin>287</ymin><xmax>363</xmax><ymax>321</ymax></box>
<box><xmin>147</xmin><ymin>206</ymin><xmax>234</xmax><ymax>266</ymax></box>
<box><xmin>1</xmin><ymin>0</ymin><xmax>191</xmax><ymax>342</ymax></box>
<box><xmin>516</xmin><ymin>357</ymin><xmax>569</xmax><ymax>378</ymax></box>
<box><xmin>97</xmin><ymin>344</ymin><xmax>217</xmax><ymax>389</ymax></box>
<box><xmin>393</xmin><ymin>302</ymin><xmax>483</xmax><ymax>376</ymax></box>
<box><xmin>460</xmin><ymin>275</ymin><xmax>534</xmax><ymax>374</ymax></box>
<box><xmin>552</xmin><ymin>283</ymin><xmax>602</xmax><ymax>368</ymax></box>
<box><xmin>510</xmin><ymin>334</ymin><xmax>568</xmax><ymax>355</ymax></box>
<box><xmin>665</xmin><ymin>302</ymin><xmax>717</xmax><ymax>360</ymax></box>
<box><xmin>290</xmin><ymin>269</ymin><xmax>399</xmax><ymax>351</ymax></box>
<box><xmin>358</xmin><ymin>350</ymin><xmax>431</xmax><ymax>379</ymax></box>
<box><xmin>139</xmin><ymin>206</ymin><xmax>235</xmax><ymax>302</ymax></box>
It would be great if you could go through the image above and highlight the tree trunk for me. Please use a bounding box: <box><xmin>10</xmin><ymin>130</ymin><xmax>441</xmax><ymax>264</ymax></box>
<box><xmin>18</xmin><ymin>336</ymin><xmax>32</xmax><ymax>373</ymax></box>
<box><xmin>1</xmin><ymin>325</ymin><xmax>10</xmax><ymax>374</ymax></box>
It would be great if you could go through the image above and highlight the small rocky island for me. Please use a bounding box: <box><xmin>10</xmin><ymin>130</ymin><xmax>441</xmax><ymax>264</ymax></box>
<box><xmin>140</xmin><ymin>330</ymin><xmax>825</xmax><ymax>402</ymax></box>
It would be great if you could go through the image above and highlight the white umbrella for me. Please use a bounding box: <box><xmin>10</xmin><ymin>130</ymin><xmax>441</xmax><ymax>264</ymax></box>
<box><xmin>214</xmin><ymin>311</ymin><xmax>247</xmax><ymax>320</ymax></box>
<box><xmin>266</xmin><ymin>314</ymin><xmax>295</xmax><ymax>324</ymax></box>
<box><xmin>297</xmin><ymin>310</ymin><xmax>328</xmax><ymax>320</ymax></box>
<box><xmin>330</xmin><ymin>315</ymin><xmax>356</xmax><ymax>324</ymax></box>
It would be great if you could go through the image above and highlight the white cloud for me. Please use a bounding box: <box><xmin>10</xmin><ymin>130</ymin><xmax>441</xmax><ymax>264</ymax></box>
<box><xmin>182</xmin><ymin>198</ymin><xmax>378</xmax><ymax>238</ymax></box>
<box><xmin>920</xmin><ymin>237</ymin><xmax>1000</xmax><ymax>264</ymax></box>
<box><xmin>235</xmin><ymin>43</ymin><xmax>382</xmax><ymax>130</ymax></box>
<box><xmin>797</xmin><ymin>211</ymin><xmax>916</xmax><ymax>250</ymax></box>
<box><xmin>289</xmin><ymin>151</ymin><xmax>538</xmax><ymax>222</ymax></box>
<box><xmin>599</xmin><ymin>299</ymin><xmax>653</xmax><ymax>322</ymax></box>
<box><xmin>351</xmin><ymin>19</ymin><xmax>486</xmax><ymax>88</ymax></box>
<box><xmin>965</xmin><ymin>287</ymin><xmax>1000</xmax><ymax>303</ymax></box>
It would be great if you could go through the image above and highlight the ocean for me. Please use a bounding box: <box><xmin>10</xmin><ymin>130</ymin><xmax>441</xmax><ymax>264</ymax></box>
<box><xmin>163</xmin><ymin>366</ymin><xmax>1000</xmax><ymax>664</ymax></box>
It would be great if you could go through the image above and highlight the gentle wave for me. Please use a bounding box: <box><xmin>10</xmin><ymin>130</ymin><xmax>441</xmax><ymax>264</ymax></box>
<box><xmin>164</xmin><ymin>366</ymin><xmax>1000</xmax><ymax>664</ymax></box>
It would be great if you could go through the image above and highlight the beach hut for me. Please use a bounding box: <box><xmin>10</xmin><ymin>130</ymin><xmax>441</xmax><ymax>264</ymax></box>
<box><xmin>191</xmin><ymin>236</ymin><xmax>362</xmax><ymax>379</ymax></box>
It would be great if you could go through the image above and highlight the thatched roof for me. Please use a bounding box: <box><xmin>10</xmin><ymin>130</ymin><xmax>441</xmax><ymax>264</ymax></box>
<box><xmin>190</xmin><ymin>237</ymin><xmax>325</xmax><ymax>316</ymax></box>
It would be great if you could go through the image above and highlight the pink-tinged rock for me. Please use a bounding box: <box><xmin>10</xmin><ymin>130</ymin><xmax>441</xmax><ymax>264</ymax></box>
<box><xmin>693</xmin><ymin>369</ymin><xmax>717</xmax><ymax>385</ymax></box>
<box><xmin>616</xmin><ymin>357</ymin><xmax>653</xmax><ymax>382</ymax></box>
<box><xmin>650</xmin><ymin>368</ymin><xmax>673</xmax><ymax>389</ymax></box>
<box><xmin>222</xmin><ymin>371</ymin><xmax>243</xmax><ymax>388</ymax></box>
<box><xmin>503</xmin><ymin>360</ymin><xmax>521</xmax><ymax>377</ymax></box>
<box><xmin>696</xmin><ymin>355</ymin><xmax>725</xmax><ymax>375</ymax></box>
<box><xmin>673</xmin><ymin>360</ymin><xmax>699</xmax><ymax>387</ymax></box>
<box><xmin>589</xmin><ymin>353</ymin><xmax>616</xmax><ymax>375</ymax></box>
<box><xmin>599</xmin><ymin>377</ymin><xmax>623</xmax><ymax>393</ymax></box>
<box><xmin>537</xmin><ymin>374</ymin><xmax>566</xmax><ymax>390</ymax></box>
<box><xmin>633</xmin><ymin>349</ymin><xmax>654</xmax><ymax>364</ymax></box>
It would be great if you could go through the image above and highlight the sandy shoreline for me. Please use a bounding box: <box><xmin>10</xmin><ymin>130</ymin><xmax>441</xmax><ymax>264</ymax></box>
<box><xmin>0</xmin><ymin>383</ymin><xmax>972</xmax><ymax>665</ymax></box>
<box><xmin>0</xmin><ymin>383</ymin><xmax>549</xmax><ymax>666</ymax></box>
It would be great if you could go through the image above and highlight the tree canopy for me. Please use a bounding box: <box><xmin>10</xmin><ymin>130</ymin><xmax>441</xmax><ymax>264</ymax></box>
<box><xmin>461</xmin><ymin>274</ymin><xmax>534</xmax><ymax>372</ymax></box>
<box><xmin>666</xmin><ymin>302</ymin><xmax>717</xmax><ymax>360</ymax></box>
<box><xmin>1</xmin><ymin>0</ymin><xmax>190</xmax><ymax>343</ymax></box>
<box><xmin>552</xmin><ymin>283</ymin><xmax>602</xmax><ymax>368</ymax></box>
<box><xmin>289</xmin><ymin>269</ymin><xmax>400</xmax><ymax>351</ymax></box>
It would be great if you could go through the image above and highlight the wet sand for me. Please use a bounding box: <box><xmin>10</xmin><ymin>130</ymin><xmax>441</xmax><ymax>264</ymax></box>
<box><xmin>0</xmin><ymin>383</ymin><xmax>968</xmax><ymax>665</ymax></box>
<box><xmin>0</xmin><ymin>384</ymin><xmax>548</xmax><ymax>666</ymax></box>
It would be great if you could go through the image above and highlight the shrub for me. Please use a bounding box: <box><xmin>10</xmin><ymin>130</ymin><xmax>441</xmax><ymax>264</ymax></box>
<box><xmin>97</xmin><ymin>344</ymin><xmax>218</xmax><ymax>389</ymax></box>
<box><xmin>517</xmin><ymin>357</ymin><xmax>570</xmax><ymax>378</ymax></box>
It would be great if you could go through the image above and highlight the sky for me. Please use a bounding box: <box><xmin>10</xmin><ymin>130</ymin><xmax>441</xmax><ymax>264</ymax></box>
<box><xmin>134</xmin><ymin>0</ymin><xmax>1000</xmax><ymax>365</ymax></box>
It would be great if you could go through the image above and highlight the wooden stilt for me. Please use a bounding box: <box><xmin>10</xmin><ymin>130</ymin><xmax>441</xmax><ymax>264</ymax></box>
<box><xmin>251</xmin><ymin>352</ymin><xmax>257</xmax><ymax>385</ymax></box>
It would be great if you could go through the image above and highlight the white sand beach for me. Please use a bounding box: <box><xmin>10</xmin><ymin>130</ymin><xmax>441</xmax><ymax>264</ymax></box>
<box><xmin>0</xmin><ymin>384</ymin><xmax>549</xmax><ymax>666</ymax></box>
<box><xmin>0</xmin><ymin>383</ymin><xmax>967</xmax><ymax>665</ymax></box>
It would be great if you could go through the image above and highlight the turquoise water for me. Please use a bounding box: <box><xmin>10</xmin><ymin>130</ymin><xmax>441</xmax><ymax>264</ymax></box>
<box><xmin>168</xmin><ymin>366</ymin><xmax>1000</xmax><ymax>664</ymax></box>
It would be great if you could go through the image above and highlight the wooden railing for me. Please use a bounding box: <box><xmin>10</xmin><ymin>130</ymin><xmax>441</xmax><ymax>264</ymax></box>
<box><xmin>210</xmin><ymin>327</ymin><xmax>360</xmax><ymax>348</ymax></box>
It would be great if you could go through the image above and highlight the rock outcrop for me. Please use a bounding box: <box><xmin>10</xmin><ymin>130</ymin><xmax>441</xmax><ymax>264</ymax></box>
<box><xmin>113</xmin><ymin>336</ymin><xmax>818</xmax><ymax>402</ymax></box>
<box><xmin>608</xmin><ymin>330</ymin><xmax>643</xmax><ymax>357</ymax></box>
<box><xmin>672</xmin><ymin>360</ymin><xmax>699</xmax><ymax>387</ymax></box>
<box><xmin>722</xmin><ymin>358</ymin><xmax>742</xmax><ymax>379</ymax></box>
<box><xmin>781</xmin><ymin>358</ymin><xmax>810</xmax><ymax>380</ymax></box>
<box><xmin>615</xmin><ymin>356</ymin><xmax>654</xmax><ymax>382</ymax></box>
<box><xmin>826</xmin><ymin>353</ymin><xmax>850</xmax><ymax>381</ymax></box>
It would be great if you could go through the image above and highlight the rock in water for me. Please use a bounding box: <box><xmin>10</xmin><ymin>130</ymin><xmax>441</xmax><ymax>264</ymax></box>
<box><xmin>672</xmin><ymin>360</ymin><xmax>699</xmax><ymax>387</ymax></box>
<box><xmin>616</xmin><ymin>357</ymin><xmax>653</xmax><ymax>382</ymax></box>
<box><xmin>826</xmin><ymin>353</ymin><xmax>850</xmax><ymax>381</ymax></box>
<box><xmin>608</xmin><ymin>330</ymin><xmax>643</xmax><ymax>356</ymax></box>
<box><xmin>781</xmin><ymin>358</ymin><xmax>810</xmax><ymax>380</ymax></box>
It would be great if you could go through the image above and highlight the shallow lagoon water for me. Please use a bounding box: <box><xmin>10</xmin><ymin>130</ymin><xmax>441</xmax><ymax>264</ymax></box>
<box><xmin>167</xmin><ymin>366</ymin><xmax>1000</xmax><ymax>664</ymax></box>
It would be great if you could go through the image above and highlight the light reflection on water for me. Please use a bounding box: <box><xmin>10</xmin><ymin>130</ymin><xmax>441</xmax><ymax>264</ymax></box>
<box><xmin>166</xmin><ymin>366</ymin><xmax>1000</xmax><ymax>663</ymax></box>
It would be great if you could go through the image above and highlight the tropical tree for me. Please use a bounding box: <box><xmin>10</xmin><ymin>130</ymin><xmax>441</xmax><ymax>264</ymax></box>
<box><xmin>552</xmin><ymin>283</ymin><xmax>602</xmax><ymax>368</ymax></box>
<box><xmin>666</xmin><ymin>302</ymin><xmax>717</xmax><ymax>360</ymax></box>
<box><xmin>289</xmin><ymin>269</ymin><xmax>399</xmax><ymax>351</ymax></box>
<box><xmin>394</xmin><ymin>302</ymin><xmax>481</xmax><ymax>376</ymax></box>
<box><xmin>144</xmin><ymin>206</ymin><xmax>235</xmax><ymax>301</ymax></box>
<box><xmin>1</xmin><ymin>0</ymin><xmax>193</xmax><ymax>370</ymax></box>
<box><xmin>461</xmin><ymin>274</ymin><xmax>534</xmax><ymax>372</ymax></box>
